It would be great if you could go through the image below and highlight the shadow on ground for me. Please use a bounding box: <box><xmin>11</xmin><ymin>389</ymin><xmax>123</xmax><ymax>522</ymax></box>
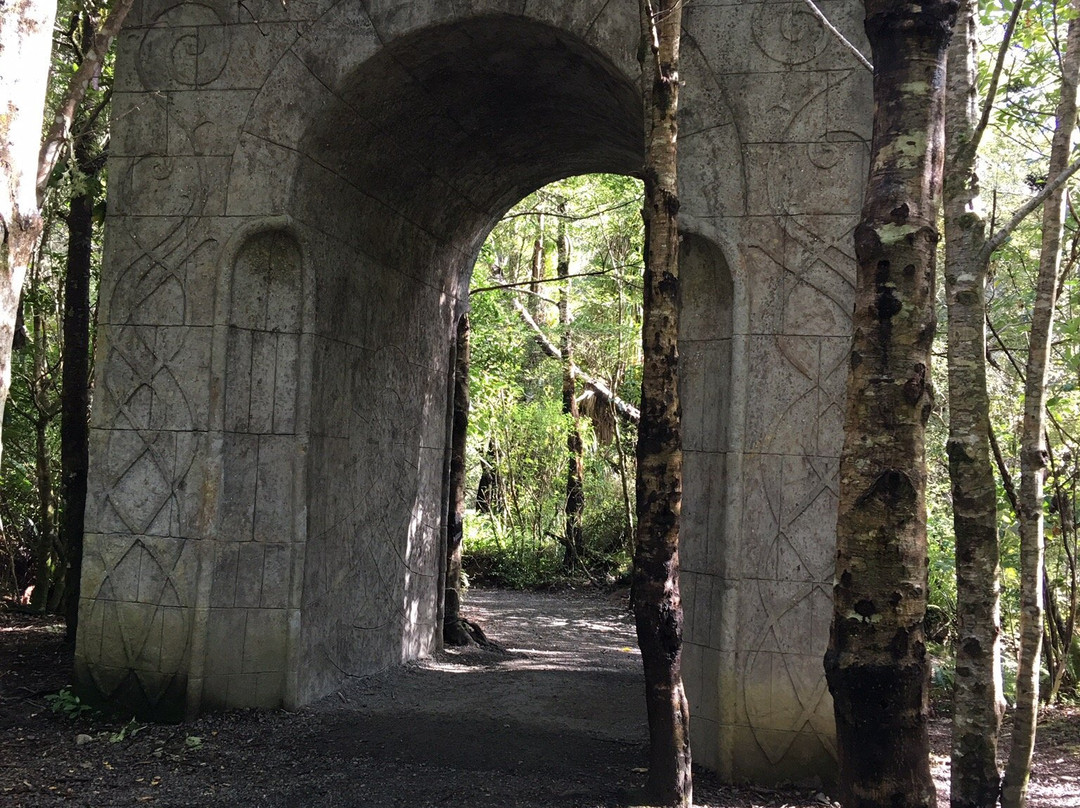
<box><xmin>8</xmin><ymin>588</ymin><xmax>1073</xmax><ymax>806</ymax></box>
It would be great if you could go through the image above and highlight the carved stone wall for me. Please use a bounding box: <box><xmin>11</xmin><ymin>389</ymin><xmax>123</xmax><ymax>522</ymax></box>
<box><xmin>78</xmin><ymin>0</ymin><xmax>871</xmax><ymax>785</ymax></box>
<box><xmin>198</xmin><ymin>228</ymin><xmax>306</xmax><ymax>709</ymax></box>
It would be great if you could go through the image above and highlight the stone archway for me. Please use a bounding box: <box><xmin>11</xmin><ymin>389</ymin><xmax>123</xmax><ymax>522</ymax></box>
<box><xmin>77</xmin><ymin>0</ymin><xmax>871</xmax><ymax>786</ymax></box>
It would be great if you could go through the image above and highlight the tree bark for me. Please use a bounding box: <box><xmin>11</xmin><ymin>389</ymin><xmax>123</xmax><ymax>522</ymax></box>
<box><xmin>613</xmin><ymin>405</ymin><xmax>636</xmax><ymax>552</ymax></box>
<box><xmin>26</xmin><ymin>282</ymin><xmax>56</xmax><ymax>613</ymax></box>
<box><xmin>824</xmin><ymin>2</ymin><xmax>956</xmax><ymax>807</ymax></box>
<box><xmin>942</xmin><ymin>1</ymin><xmax>1005</xmax><ymax>804</ymax></box>
<box><xmin>1002</xmin><ymin>6</ymin><xmax>1080</xmax><ymax>806</ymax></box>
<box><xmin>61</xmin><ymin>167</ymin><xmax>94</xmax><ymax>639</ymax></box>
<box><xmin>2</xmin><ymin>0</ymin><xmax>134</xmax><ymax>474</ymax></box>
<box><xmin>557</xmin><ymin>214</ymin><xmax>585</xmax><ymax>570</ymax></box>
<box><xmin>444</xmin><ymin>313</ymin><xmax>471</xmax><ymax>646</ymax></box>
<box><xmin>0</xmin><ymin>0</ymin><xmax>56</xmax><ymax>472</ymax></box>
<box><xmin>36</xmin><ymin>0</ymin><xmax>136</xmax><ymax>199</ymax></box>
<box><xmin>528</xmin><ymin>214</ymin><xmax>545</xmax><ymax>318</ymax></box>
<box><xmin>29</xmin><ymin>409</ymin><xmax>55</xmax><ymax>611</ymax></box>
<box><xmin>1044</xmin><ymin>459</ymin><xmax>1078</xmax><ymax>701</ymax></box>
<box><xmin>475</xmin><ymin>438</ymin><xmax>502</xmax><ymax>515</ymax></box>
<box><xmin>633</xmin><ymin>1</ymin><xmax>691</xmax><ymax>806</ymax></box>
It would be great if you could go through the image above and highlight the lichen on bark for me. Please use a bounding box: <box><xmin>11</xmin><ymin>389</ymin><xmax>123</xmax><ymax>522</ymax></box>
<box><xmin>825</xmin><ymin>2</ymin><xmax>958</xmax><ymax>807</ymax></box>
<box><xmin>632</xmin><ymin>1</ymin><xmax>691</xmax><ymax>806</ymax></box>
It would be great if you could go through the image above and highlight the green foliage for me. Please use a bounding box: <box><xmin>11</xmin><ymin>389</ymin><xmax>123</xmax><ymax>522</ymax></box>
<box><xmin>45</xmin><ymin>686</ymin><xmax>95</xmax><ymax>719</ymax></box>
<box><xmin>109</xmin><ymin>717</ymin><xmax>146</xmax><ymax>743</ymax></box>
<box><xmin>463</xmin><ymin>174</ymin><xmax>643</xmax><ymax>588</ymax></box>
<box><xmin>1</xmin><ymin>212</ymin><xmax>74</xmax><ymax>606</ymax></box>
<box><xmin>0</xmin><ymin>0</ymin><xmax>112</xmax><ymax>607</ymax></box>
<box><xmin>924</xmin><ymin>0</ymin><xmax>1080</xmax><ymax>705</ymax></box>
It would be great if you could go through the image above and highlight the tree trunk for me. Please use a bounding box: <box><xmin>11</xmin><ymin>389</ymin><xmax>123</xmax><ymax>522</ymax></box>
<box><xmin>1</xmin><ymin>218</ymin><xmax>42</xmax><ymax>471</ymax></box>
<box><xmin>444</xmin><ymin>313</ymin><xmax>471</xmax><ymax>646</ymax></box>
<box><xmin>942</xmin><ymin>2</ymin><xmax>1005</xmax><ymax>804</ymax></box>
<box><xmin>1044</xmin><ymin>475</ymin><xmax>1078</xmax><ymax>701</ymax></box>
<box><xmin>557</xmin><ymin>213</ymin><xmax>585</xmax><ymax>570</ymax></box>
<box><xmin>613</xmin><ymin>404</ymin><xmax>635</xmax><ymax>552</ymax></box>
<box><xmin>1042</xmin><ymin>554</ymin><xmax>1075</xmax><ymax>702</ymax></box>
<box><xmin>823</xmin><ymin>2</ymin><xmax>956</xmax><ymax>807</ymax></box>
<box><xmin>1002</xmin><ymin>6</ymin><xmax>1080</xmax><ymax>806</ymax></box>
<box><xmin>1043</xmin><ymin>456</ymin><xmax>1077</xmax><ymax>702</ymax></box>
<box><xmin>29</xmin><ymin>409</ymin><xmax>54</xmax><ymax>612</ymax></box>
<box><xmin>0</xmin><ymin>0</ymin><xmax>59</xmax><ymax>469</ymax></box>
<box><xmin>528</xmin><ymin>214</ymin><xmax>545</xmax><ymax>319</ymax></box>
<box><xmin>61</xmin><ymin>176</ymin><xmax>94</xmax><ymax>639</ymax></box>
<box><xmin>2</xmin><ymin>0</ymin><xmax>132</xmax><ymax>474</ymax></box>
<box><xmin>475</xmin><ymin>438</ymin><xmax>502</xmax><ymax>514</ymax></box>
<box><xmin>633</xmin><ymin>1</ymin><xmax>691</xmax><ymax>805</ymax></box>
<box><xmin>27</xmin><ymin>264</ymin><xmax>57</xmax><ymax>614</ymax></box>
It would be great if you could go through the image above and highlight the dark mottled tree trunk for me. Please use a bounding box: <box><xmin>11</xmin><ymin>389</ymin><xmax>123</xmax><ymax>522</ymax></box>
<box><xmin>557</xmin><ymin>214</ymin><xmax>585</xmax><ymax>570</ymax></box>
<box><xmin>61</xmin><ymin>171</ymin><xmax>94</xmax><ymax>638</ymax></box>
<box><xmin>444</xmin><ymin>313</ymin><xmax>471</xmax><ymax>646</ymax></box>
<box><xmin>633</xmin><ymin>1</ymin><xmax>691</xmax><ymax>806</ymax></box>
<box><xmin>943</xmin><ymin>1</ymin><xmax>1005</xmax><ymax>804</ymax></box>
<box><xmin>528</xmin><ymin>214</ymin><xmax>544</xmax><ymax>319</ymax></box>
<box><xmin>1002</xmin><ymin>7</ymin><xmax>1080</xmax><ymax>806</ymax></box>
<box><xmin>824</xmin><ymin>2</ymin><xmax>956</xmax><ymax>807</ymax></box>
<box><xmin>475</xmin><ymin>438</ymin><xmax>502</xmax><ymax>514</ymax></box>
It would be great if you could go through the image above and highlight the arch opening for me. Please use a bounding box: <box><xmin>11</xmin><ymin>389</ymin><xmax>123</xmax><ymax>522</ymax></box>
<box><xmin>290</xmin><ymin>16</ymin><xmax>646</xmax><ymax>704</ymax></box>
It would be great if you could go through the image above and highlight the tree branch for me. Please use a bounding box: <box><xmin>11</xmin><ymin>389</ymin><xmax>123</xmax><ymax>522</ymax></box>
<box><xmin>971</xmin><ymin>0</ymin><xmax>1026</xmax><ymax>155</ymax></box>
<box><xmin>470</xmin><ymin>269</ymin><xmax>615</xmax><ymax>294</ymax></box>
<box><xmin>990</xmin><ymin>424</ymin><xmax>1020</xmax><ymax>516</ymax></box>
<box><xmin>76</xmin><ymin>86</ymin><xmax>114</xmax><ymax>145</ymax></box>
<box><xmin>507</xmin><ymin>296</ymin><xmax>640</xmax><ymax>424</ymax></box>
<box><xmin>36</xmin><ymin>0</ymin><xmax>136</xmax><ymax>202</ymax></box>
<box><xmin>799</xmin><ymin>0</ymin><xmax>873</xmax><ymax>71</ymax></box>
<box><xmin>983</xmin><ymin>151</ymin><xmax>1080</xmax><ymax>259</ymax></box>
<box><xmin>986</xmin><ymin>313</ymin><xmax>1027</xmax><ymax>382</ymax></box>
<box><xmin>499</xmin><ymin>198</ymin><xmax>640</xmax><ymax>222</ymax></box>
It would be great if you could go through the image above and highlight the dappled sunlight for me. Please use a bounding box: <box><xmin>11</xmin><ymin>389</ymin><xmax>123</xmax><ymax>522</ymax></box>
<box><xmin>928</xmin><ymin>707</ymin><xmax>1080</xmax><ymax>808</ymax></box>
<box><xmin>318</xmin><ymin>588</ymin><xmax>647</xmax><ymax>747</ymax></box>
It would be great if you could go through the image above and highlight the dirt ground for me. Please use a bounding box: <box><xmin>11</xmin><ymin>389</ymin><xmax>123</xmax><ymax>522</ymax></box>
<box><xmin>1</xmin><ymin>588</ymin><xmax>1077</xmax><ymax>807</ymax></box>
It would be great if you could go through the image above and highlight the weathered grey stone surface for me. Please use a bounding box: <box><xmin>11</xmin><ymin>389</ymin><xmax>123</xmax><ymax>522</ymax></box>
<box><xmin>77</xmin><ymin>0</ymin><xmax>871</xmax><ymax>786</ymax></box>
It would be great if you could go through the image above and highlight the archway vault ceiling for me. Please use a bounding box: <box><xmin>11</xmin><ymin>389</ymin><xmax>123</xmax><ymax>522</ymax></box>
<box><xmin>296</xmin><ymin>15</ymin><xmax>643</xmax><ymax>261</ymax></box>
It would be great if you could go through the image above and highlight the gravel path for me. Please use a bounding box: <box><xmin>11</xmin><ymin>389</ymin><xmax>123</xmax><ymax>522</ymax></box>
<box><xmin>2</xmin><ymin>588</ymin><xmax>1076</xmax><ymax>807</ymax></box>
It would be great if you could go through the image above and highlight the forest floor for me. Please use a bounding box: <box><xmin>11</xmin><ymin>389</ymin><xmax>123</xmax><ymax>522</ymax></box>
<box><xmin>1</xmin><ymin>588</ymin><xmax>1078</xmax><ymax>808</ymax></box>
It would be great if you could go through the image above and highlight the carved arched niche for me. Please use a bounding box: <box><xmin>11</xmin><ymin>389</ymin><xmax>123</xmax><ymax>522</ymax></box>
<box><xmin>677</xmin><ymin>232</ymin><xmax>735</xmax><ymax>765</ymax></box>
<box><xmin>202</xmin><ymin>227</ymin><xmax>306</xmax><ymax>710</ymax></box>
<box><xmin>677</xmin><ymin>231</ymin><xmax>734</xmax><ymax>579</ymax></box>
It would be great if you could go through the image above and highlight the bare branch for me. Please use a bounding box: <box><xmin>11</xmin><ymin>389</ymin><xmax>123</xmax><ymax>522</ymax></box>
<box><xmin>77</xmin><ymin>86</ymin><xmax>114</xmax><ymax>143</ymax></box>
<box><xmin>989</xmin><ymin>424</ymin><xmax>1020</xmax><ymax>516</ymax></box>
<box><xmin>798</xmin><ymin>0</ymin><xmax>873</xmax><ymax>71</ymax></box>
<box><xmin>507</xmin><ymin>296</ymin><xmax>640</xmax><ymax>424</ymax></box>
<box><xmin>987</xmin><ymin>313</ymin><xmax>1027</xmax><ymax>382</ymax></box>
<box><xmin>36</xmin><ymin>0</ymin><xmax>137</xmax><ymax>202</ymax></box>
<box><xmin>470</xmin><ymin>269</ymin><xmax>615</xmax><ymax>294</ymax></box>
<box><xmin>983</xmin><ymin>151</ymin><xmax>1080</xmax><ymax>259</ymax></box>
<box><xmin>971</xmin><ymin>0</ymin><xmax>1026</xmax><ymax>154</ymax></box>
<box><xmin>499</xmin><ymin>198</ymin><xmax>640</xmax><ymax>222</ymax></box>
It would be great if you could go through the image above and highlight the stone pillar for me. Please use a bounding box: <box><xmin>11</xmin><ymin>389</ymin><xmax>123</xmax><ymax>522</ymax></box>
<box><xmin>76</xmin><ymin>1</ymin><xmax>872</xmax><ymax>787</ymax></box>
<box><xmin>677</xmin><ymin>0</ymin><xmax>872</xmax><ymax>786</ymax></box>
